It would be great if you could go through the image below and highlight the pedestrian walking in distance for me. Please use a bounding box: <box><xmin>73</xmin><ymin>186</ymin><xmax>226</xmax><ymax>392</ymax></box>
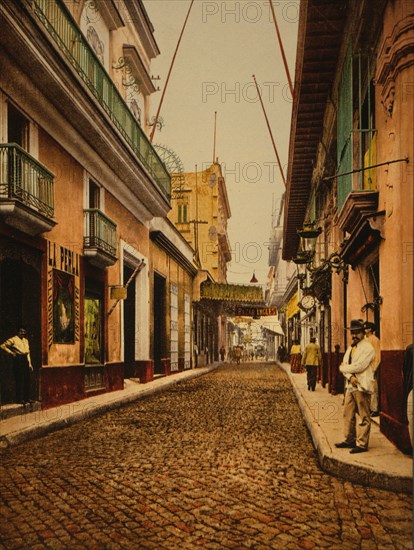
<box><xmin>301</xmin><ymin>337</ymin><xmax>321</xmax><ymax>391</ymax></box>
<box><xmin>289</xmin><ymin>340</ymin><xmax>302</xmax><ymax>373</ymax></box>
<box><xmin>219</xmin><ymin>346</ymin><xmax>226</xmax><ymax>362</ymax></box>
<box><xmin>364</xmin><ymin>321</ymin><xmax>381</xmax><ymax>417</ymax></box>
<box><xmin>1</xmin><ymin>327</ymin><xmax>33</xmax><ymax>405</ymax></box>
<box><xmin>335</xmin><ymin>319</ymin><xmax>375</xmax><ymax>454</ymax></box>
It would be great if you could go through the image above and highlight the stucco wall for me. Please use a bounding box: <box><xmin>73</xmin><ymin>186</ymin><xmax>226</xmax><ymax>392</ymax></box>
<box><xmin>375</xmin><ymin>0</ymin><xmax>414</xmax><ymax>351</ymax></box>
<box><xmin>39</xmin><ymin>130</ymin><xmax>83</xmax><ymax>367</ymax></box>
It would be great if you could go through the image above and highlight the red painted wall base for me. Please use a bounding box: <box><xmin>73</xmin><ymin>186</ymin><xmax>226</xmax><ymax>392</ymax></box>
<box><xmin>136</xmin><ymin>361</ymin><xmax>154</xmax><ymax>384</ymax></box>
<box><xmin>40</xmin><ymin>363</ymin><xmax>124</xmax><ymax>409</ymax></box>
<box><xmin>380</xmin><ymin>350</ymin><xmax>412</xmax><ymax>453</ymax></box>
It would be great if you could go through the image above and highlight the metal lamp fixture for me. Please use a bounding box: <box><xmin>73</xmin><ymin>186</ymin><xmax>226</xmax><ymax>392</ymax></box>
<box><xmin>294</xmin><ymin>222</ymin><xmax>348</xmax><ymax>282</ymax></box>
<box><xmin>305</xmin><ymin>251</ymin><xmax>349</xmax><ymax>285</ymax></box>
<box><xmin>295</xmin><ymin>262</ymin><xmax>308</xmax><ymax>290</ymax></box>
<box><xmin>292</xmin><ymin>250</ymin><xmax>314</xmax><ymax>265</ymax></box>
<box><xmin>292</xmin><ymin>253</ymin><xmax>313</xmax><ymax>291</ymax></box>
<box><xmin>297</xmin><ymin>222</ymin><xmax>322</xmax><ymax>240</ymax></box>
<box><xmin>250</xmin><ymin>271</ymin><xmax>258</xmax><ymax>283</ymax></box>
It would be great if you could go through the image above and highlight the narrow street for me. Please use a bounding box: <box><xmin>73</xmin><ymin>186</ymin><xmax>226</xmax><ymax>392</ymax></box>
<box><xmin>0</xmin><ymin>363</ymin><xmax>411</xmax><ymax>549</ymax></box>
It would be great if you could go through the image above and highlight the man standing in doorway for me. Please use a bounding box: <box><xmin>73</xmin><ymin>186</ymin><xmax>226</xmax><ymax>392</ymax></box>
<box><xmin>335</xmin><ymin>319</ymin><xmax>375</xmax><ymax>454</ymax></box>
<box><xmin>364</xmin><ymin>321</ymin><xmax>381</xmax><ymax>417</ymax></box>
<box><xmin>1</xmin><ymin>327</ymin><xmax>33</xmax><ymax>405</ymax></box>
<box><xmin>301</xmin><ymin>337</ymin><xmax>322</xmax><ymax>391</ymax></box>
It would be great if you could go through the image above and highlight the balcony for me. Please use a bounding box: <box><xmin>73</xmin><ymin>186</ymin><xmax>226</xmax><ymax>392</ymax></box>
<box><xmin>0</xmin><ymin>143</ymin><xmax>56</xmax><ymax>235</ymax></box>
<box><xmin>32</xmin><ymin>0</ymin><xmax>171</xmax><ymax>201</ymax></box>
<box><xmin>84</xmin><ymin>209</ymin><xmax>117</xmax><ymax>268</ymax></box>
<box><xmin>337</xmin><ymin>190</ymin><xmax>384</xmax><ymax>268</ymax></box>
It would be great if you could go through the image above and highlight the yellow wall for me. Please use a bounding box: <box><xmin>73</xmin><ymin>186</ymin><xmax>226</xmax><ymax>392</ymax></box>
<box><xmin>149</xmin><ymin>240</ymin><xmax>193</xmax><ymax>361</ymax></box>
<box><xmin>168</xmin><ymin>164</ymin><xmax>230</xmax><ymax>283</ymax></box>
<box><xmin>39</xmin><ymin>130</ymin><xmax>83</xmax><ymax>366</ymax></box>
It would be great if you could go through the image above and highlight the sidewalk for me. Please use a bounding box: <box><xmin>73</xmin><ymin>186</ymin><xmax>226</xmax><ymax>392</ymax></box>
<box><xmin>279</xmin><ymin>362</ymin><xmax>413</xmax><ymax>494</ymax></box>
<box><xmin>0</xmin><ymin>362</ymin><xmax>412</xmax><ymax>493</ymax></box>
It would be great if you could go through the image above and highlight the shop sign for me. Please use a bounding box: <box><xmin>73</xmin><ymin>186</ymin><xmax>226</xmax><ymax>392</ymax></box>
<box><xmin>286</xmin><ymin>291</ymin><xmax>300</xmax><ymax>319</ymax></box>
<box><xmin>234</xmin><ymin>306</ymin><xmax>277</xmax><ymax>317</ymax></box>
<box><xmin>48</xmin><ymin>241</ymin><xmax>79</xmax><ymax>276</ymax></box>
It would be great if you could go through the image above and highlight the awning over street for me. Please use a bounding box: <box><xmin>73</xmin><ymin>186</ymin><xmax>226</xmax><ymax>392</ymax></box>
<box><xmin>260</xmin><ymin>318</ymin><xmax>285</xmax><ymax>336</ymax></box>
<box><xmin>200</xmin><ymin>282</ymin><xmax>263</xmax><ymax>303</ymax></box>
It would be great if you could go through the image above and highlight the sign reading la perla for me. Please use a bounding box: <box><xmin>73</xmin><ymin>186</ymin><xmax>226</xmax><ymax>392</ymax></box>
<box><xmin>48</xmin><ymin>241</ymin><xmax>79</xmax><ymax>276</ymax></box>
<box><xmin>47</xmin><ymin>241</ymin><xmax>80</xmax><ymax>347</ymax></box>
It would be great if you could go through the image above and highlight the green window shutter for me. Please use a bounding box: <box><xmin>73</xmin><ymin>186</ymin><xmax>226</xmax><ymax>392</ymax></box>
<box><xmin>337</xmin><ymin>43</ymin><xmax>353</xmax><ymax>211</ymax></box>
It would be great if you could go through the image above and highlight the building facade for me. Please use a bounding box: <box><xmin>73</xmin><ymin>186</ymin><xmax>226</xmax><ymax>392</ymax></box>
<box><xmin>149</xmin><ymin>217</ymin><xmax>197</xmax><ymax>376</ymax></box>
<box><xmin>282</xmin><ymin>0</ymin><xmax>413</xmax><ymax>451</ymax></box>
<box><xmin>0</xmin><ymin>0</ymin><xmax>201</xmax><ymax>409</ymax></box>
<box><xmin>169</xmin><ymin>162</ymin><xmax>233</xmax><ymax>365</ymax></box>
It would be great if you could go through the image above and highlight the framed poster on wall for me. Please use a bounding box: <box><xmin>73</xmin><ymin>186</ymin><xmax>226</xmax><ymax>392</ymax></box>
<box><xmin>84</xmin><ymin>296</ymin><xmax>102</xmax><ymax>365</ymax></box>
<box><xmin>53</xmin><ymin>269</ymin><xmax>75</xmax><ymax>344</ymax></box>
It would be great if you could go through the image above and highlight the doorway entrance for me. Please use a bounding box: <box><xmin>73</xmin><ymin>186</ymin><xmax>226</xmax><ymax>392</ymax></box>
<box><xmin>0</xmin><ymin>248</ymin><xmax>41</xmax><ymax>404</ymax></box>
<box><xmin>123</xmin><ymin>265</ymin><xmax>136</xmax><ymax>377</ymax></box>
<box><xmin>153</xmin><ymin>273</ymin><xmax>166</xmax><ymax>375</ymax></box>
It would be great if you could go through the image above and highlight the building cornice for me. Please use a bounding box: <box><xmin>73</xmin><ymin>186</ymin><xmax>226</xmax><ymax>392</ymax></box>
<box><xmin>150</xmin><ymin>230</ymin><xmax>198</xmax><ymax>277</ymax></box>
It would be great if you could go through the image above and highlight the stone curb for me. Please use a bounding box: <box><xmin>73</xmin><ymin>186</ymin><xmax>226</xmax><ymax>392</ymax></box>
<box><xmin>279</xmin><ymin>362</ymin><xmax>412</xmax><ymax>494</ymax></box>
<box><xmin>0</xmin><ymin>364</ymin><xmax>220</xmax><ymax>450</ymax></box>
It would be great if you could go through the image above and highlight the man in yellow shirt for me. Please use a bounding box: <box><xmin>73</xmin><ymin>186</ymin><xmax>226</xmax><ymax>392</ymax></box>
<box><xmin>0</xmin><ymin>327</ymin><xmax>33</xmax><ymax>405</ymax></box>
<box><xmin>301</xmin><ymin>337</ymin><xmax>322</xmax><ymax>391</ymax></box>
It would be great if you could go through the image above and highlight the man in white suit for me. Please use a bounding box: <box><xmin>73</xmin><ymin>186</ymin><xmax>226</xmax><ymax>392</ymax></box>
<box><xmin>335</xmin><ymin>319</ymin><xmax>375</xmax><ymax>454</ymax></box>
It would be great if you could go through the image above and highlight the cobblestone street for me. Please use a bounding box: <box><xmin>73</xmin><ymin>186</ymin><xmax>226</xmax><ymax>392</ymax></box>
<box><xmin>0</xmin><ymin>363</ymin><xmax>412</xmax><ymax>549</ymax></box>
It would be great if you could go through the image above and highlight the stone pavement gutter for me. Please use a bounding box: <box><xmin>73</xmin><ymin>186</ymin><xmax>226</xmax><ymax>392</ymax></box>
<box><xmin>279</xmin><ymin>361</ymin><xmax>413</xmax><ymax>494</ymax></box>
<box><xmin>1</xmin><ymin>361</ymin><xmax>412</xmax><ymax>494</ymax></box>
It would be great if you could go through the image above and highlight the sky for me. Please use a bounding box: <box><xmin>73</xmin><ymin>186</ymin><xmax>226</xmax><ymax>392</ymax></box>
<box><xmin>145</xmin><ymin>0</ymin><xmax>299</xmax><ymax>286</ymax></box>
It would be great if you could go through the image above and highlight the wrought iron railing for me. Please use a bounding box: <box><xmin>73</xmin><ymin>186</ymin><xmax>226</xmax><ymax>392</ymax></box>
<box><xmin>84</xmin><ymin>208</ymin><xmax>117</xmax><ymax>257</ymax></box>
<box><xmin>32</xmin><ymin>0</ymin><xmax>171</xmax><ymax>200</ymax></box>
<box><xmin>0</xmin><ymin>143</ymin><xmax>55</xmax><ymax>218</ymax></box>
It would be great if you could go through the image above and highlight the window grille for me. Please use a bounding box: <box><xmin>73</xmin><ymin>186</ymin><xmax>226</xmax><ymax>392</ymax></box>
<box><xmin>170</xmin><ymin>284</ymin><xmax>179</xmax><ymax>372</ymax></box>
<box><xmin>184</xmin><ymin>293</ymin><xmax>191</xmax><ymax>369</ymax></box>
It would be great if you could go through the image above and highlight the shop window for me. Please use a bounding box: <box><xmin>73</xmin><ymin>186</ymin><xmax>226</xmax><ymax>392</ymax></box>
<box><xmin>184</xmin><ymin>294</ymin><xmax>191</xmax><ymax>369</ymax></box>
<box><xmin>84</xmin><ymin>280</ymin><xmax>104</xmax><ymax>390</ymax></box>
<box><xmin>170</xmin><ymin>283</ymin><xmax>179</xmax><ymax>372</ymax></box>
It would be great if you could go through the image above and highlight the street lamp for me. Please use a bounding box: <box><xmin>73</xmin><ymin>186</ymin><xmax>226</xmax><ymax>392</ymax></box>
<box><xmin>295</xmin><ymin>222</ymin><xmax>349</xmax><ymax>282</ymax></box>
<box><xmin>292</xmin><ymin>252</ymin><xmax>313</xmax><ymax>291</ymax></box>
<box><xmin>297</xmin><ymin>222</ymin><xmax>322</xmax><ymax>243</ymax></box>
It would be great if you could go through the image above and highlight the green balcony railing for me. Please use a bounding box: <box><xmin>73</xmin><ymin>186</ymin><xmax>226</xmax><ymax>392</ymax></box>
<box><xmin>0</xmin><ymin>143</ymin><xmax>55</xmax><ymax>218</ymax></box>
<box><xmin>84</xmin><ymin>208</ymin><xmax>117</xmax><ymax>257</ymax></box>
<box><xmin>32</xmin><ymin>0</ymin><xmax>171</xmax><ymax>200</ymax></box>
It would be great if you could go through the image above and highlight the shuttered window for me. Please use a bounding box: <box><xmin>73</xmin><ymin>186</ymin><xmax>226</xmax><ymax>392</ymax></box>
<box><xmin>337</xmin><ymin>43</ymin><xmax>353</xmax><ymax>210</ymax></box>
